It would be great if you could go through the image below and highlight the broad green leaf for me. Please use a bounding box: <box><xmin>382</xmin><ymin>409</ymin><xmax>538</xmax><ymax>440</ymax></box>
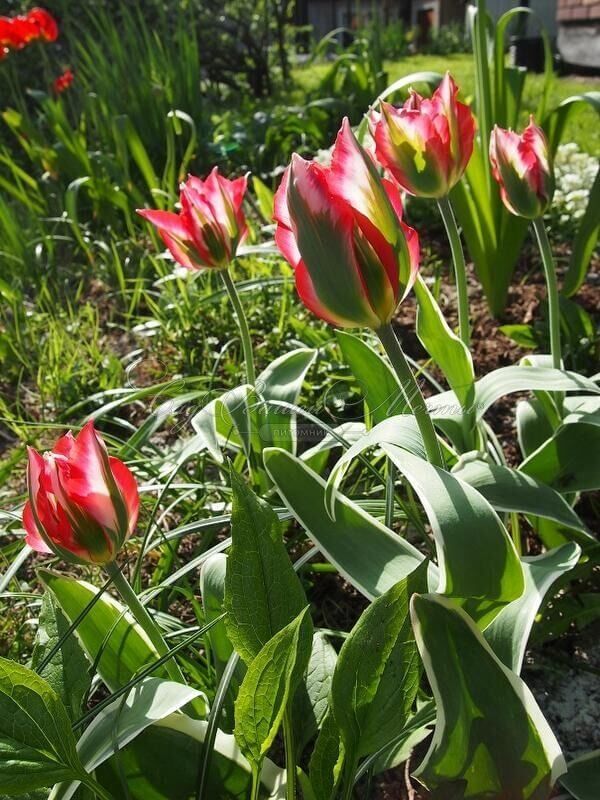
<box><xmin>224</xmin><ymin>469</ymin><xmax>307</xmax><ymax>665</ymax></box>
<box><xmin>563</xmin><ymin>167</ymin><xmax>600</xmax><ymax>297</ymax></box>
<box><xmin>410</xmin><ymin>594</ymin><xmax>566</xmax><ymax>798</ymax></box>
<box><xmin>293</xmin><ymin>632</ymin><xmax>338</xmax><ymax>758</ymax></box>
<box><xmin>301</xmin><ymin>422</ymin><xmax>367</xmax><ymax>474</ymax></box>
<box><xmin>331</xmin><ymin>564</ymin><xmax>426</xmax><ymax>764</ymax></box>
<box><xmin>561</xmin><ymin>750</ymin><xmax>600</xmax><ymax>800</ymax></box>
<box><xmin>428</xmin><ymin>366</ymin><xmax>599</xmax><ymax>422</ymax></box>
<box><xmin>201</xmin><ymin>553</ymin><xmax>233</xmax><ymax>677</ymax></box>
<box><xmin>485</xmin><ymin>544</ymin><xmax>581</xmax><ymax>673</ymax></box>
<box><xmin>336</xmin><ymin>331</ymin><xmax>406</xmax><ymax>425</ymax></box>
<box><xmin>381</xmin><ymin>444</ymin><xmax>524</xmax><ymax>626</ymax></box>
<box><xmin>451</xmin><ymin>454</ymin><xmax>592</xmax><ymax>542</ymax></box>
<box><xmin>263</xmin><ymin>447</ymin><xmax>430</xmax><ymax>600</ymax></box>
<box><xmin>521</xmin><ymin>422</ymin><xmax>600</xmax><ymax>492</ymax></box>
<box><xmin>325</xmin><ymin>415</ymin><xmax>426</xmax><ymax>516</ymax></box>
<box><xmin>309</xmin><ymin>712</ymin><xmax>345</xmax><ymax>800</ymax></box>
<box><xmin>563</xmin><ymin>395</ymin><xmax>600</xmax><ymax>426</ymax></box>
<box><xmin>234</xmin><ymin>608</ymin><xmax>313</xmax><ymax>769</ymax></box>
<box><xmin>40</xmin><ymin>570</ymin><xmax>165</xmax><ymax>692</ymax></box>
<box><xmin>517</xmin><ymin>398</ymin><xmax>554</xmax><ymax>459</ymax></box>
<box><xmin>414</xmin><ymin>276</ymin><xmax>475</xmax><ymax>409</ymax></box>
<box><xmin>0</xmin><ymin>658</ymin><xmax>85</xmax><ymax>794</ymax></box>
<box><xmin>95</xmin><ymin>712</ymin><xmax>286</xmax><ymax>800</ymax></box>
<box><xmin>31</xmin><ymin>591</ymin><xmax>90</xmax><ymax>721</ymax></box>
<box><xmin>256</xmin><ymin>347</ymin><xmax>317</xmax><ymax>453</ymax></box>
<box><xmin>50</xmin><ymin>679</ymin><xmax>202</xmax><ymax>800</ymax></box>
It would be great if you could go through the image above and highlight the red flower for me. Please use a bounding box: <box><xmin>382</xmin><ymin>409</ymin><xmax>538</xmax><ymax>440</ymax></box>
<box><xmin>137</xmin><ymin>168</ymin><xmax>248</xmax><ymax>271</ymax></box>
<box><xmin>53</xmin><ymin>68</ymin><xmax>74</xmax><ymax>94</ymax></box>
<box><xmin>489</xmin><ymin>118</ymin><xmax>555</xmax><ymax>219</ymax></box>
<box><xmin>273</xmin><ymin>118</ymin><xmax>419</xmax><ymax>330</ymax></box>
<box><xmin>27</xmin><ymin>7</ymin><xmax>59</xmax><ymax>42</ymax></box>
<box><xmin>23</xmin><ymin>422</ymin><xmax>139</xmax><ymax>565</ymax></box>
<box><xmin>0</xmin><ymin>16</ymin><xmax>36</xmax><ymax>49</ymax></box>
<box><xmin>372</xmin><ymin>73</ymin><xmax>475</xmax><ymax>198</ymax></box>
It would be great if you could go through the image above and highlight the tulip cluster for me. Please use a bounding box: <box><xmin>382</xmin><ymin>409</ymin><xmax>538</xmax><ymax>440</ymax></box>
<box><xmin>0</xmin><ymin>7</ymin><xmax>58</xmax><ymax>59</ymax></box>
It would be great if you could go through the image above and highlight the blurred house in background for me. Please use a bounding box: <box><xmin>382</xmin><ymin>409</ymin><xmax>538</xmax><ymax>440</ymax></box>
<box><xmin>556</xmin><ymin>0</ymin><xmax>600</xmax><ymax>70</ymax></box>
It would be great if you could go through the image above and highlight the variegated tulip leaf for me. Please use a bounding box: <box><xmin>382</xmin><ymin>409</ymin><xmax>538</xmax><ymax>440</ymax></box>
<box><xmin>413</xmin><ymin>276</ymin><xmax>475</xmax><ymax>410</ymax></box>
<box><xmin>336</xmin><ymin>330</ymin><xmax>406</xmax><ymax>425</ymax></box>
<box><xmin>381</xmin><ymin>444</ymin><xmax>524</xmax><ymax>627</ymax></box>
<box><xmin>485</xmin><ymin>543</ymin><xmax>581</xmax><ymax>673</ymax></box>
<box><xmin>410</xmin><ymin>594</ymin><xmax>566</xmax><ymax>799</ymax></box>
<box><xmin>451</xmin><ymin>453</ymin><xmax>593</xmax><ymax>544</ymax></box>
<box><xmin>234</xmin><ymin>608</ymin><xmax>313</xmax><ymax>770</ymax></box>
<box><xmin>200</xmin><ymin>553</ymin><xmax>234</xmax><ymax>678</ymax></box>
<box><xmin>263</xmin><ymin>447</ymin><xmax>431</xmax><ymax>601</ymax></box>
<box><xmin>224</xmin><ymin>468</ymin><xmax>307</xmax><ymax>665</ymax></box>
<box><xmin>39</xmin><ymin>570</ymin><xmax>169</xmax><ymax>692</ymax></box>
<box><xmin>331</xmin><ymin>563</ymin><xmax>427</xmax><ymax>764</ymax></box>
<box><xmin>521</xmin><ymin>421</ymin><xmax>600</xmax><ymax>492</ymax></box>
<box><xmin>561</xmin><ymin>750</ymin><xmax>600</xmax><ymax>800</ymax></box>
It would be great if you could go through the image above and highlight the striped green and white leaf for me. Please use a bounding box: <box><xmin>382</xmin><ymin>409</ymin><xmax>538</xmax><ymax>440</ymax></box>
<box><xmin>521</xmin><ymin>421</ymin><xmax>600</xmax><ymax>493</ymax></box>
<box><xmin>264</xmin><ymin>447</ymin><xmax>430</xmax><ymax>601</ymax></box>
<box><xmin>411</xmin><ymin>594</ymin><xmax>566</xmax><ymax>798</ymax></box>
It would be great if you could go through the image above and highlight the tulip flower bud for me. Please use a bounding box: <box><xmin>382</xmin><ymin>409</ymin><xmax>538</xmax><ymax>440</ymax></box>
<box><xmin>372</xmin><ymin>73</ymin><xmax>475</xmax><ymax>198</ymax></box>
<box><xmin>274</xmin><ymin>118</ymin><xmax>419</xmax><ymax>330</ymax></box>
<box><xmin>137</xmin><ymin>168</ymin><xmax>248</xmax><ymax>271</ymax></box>
<box><xmin>489</xmin><ymin>118</ymin><xmax>555</xmax><ymax>219</ymax></box>
<box><xmin>23</xmin><ymin>422</ymin><xmax>139</xmax><ymax>565</ymax></box>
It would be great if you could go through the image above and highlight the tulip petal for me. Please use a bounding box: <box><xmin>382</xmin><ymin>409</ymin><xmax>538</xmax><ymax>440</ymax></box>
<box><xmin>329</xmin><ymin>118</ymin><xmax>400</xmax><ymax>246</ymax></box>
<box><xmin>137</xmin><ymin>208</ymin><xmax>202</xmax><ymax>269</ymax></box>
<box><xmin>109</xmin><ymin>457</ymin><xmax>140</xmax><ymax>536</ymax></box>
<box><xmin>286</xmin><ymin>154</ymin><xmax>380</xmax><ymax>329</ymax></box>
<box><xmin>23</xmin><ymin>502</ymin><xmax>52</xmax><ymax>553</ymax></box>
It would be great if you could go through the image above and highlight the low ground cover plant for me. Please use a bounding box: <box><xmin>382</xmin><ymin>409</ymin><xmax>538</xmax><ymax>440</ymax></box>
<box><xmin>0</xmin><ymin>1</ymin><xmax>599</xmax><ymax>799</ymax></box>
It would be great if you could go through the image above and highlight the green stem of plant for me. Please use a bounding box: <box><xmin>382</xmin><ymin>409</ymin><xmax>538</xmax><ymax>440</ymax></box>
<box><xmin>385</xmin><ymin>459</ymin><xmax>396</xmax><ymax>528</ymax></box>
<box><xmin>283</xmin><ymin>710</ymin><xmax>297</xmax><ymax>800</ymax></box>
<box><xmin>250</xmin><ymin>764</ymin><xmax>261</xmax><ymax>800</ymax></box>
<box><xmin>510</xmin><ymin>511</ymin><xmax>522</xmax><ymax>557</ymax></box>
<box><xmin>340</xmin><ymin>755</ymin><xmax>359</xmax><ymax>800</ymax></box>
<box><xmin>437</xmin><ymin>196</ymin><xmax>470</xmax><ymax>348</ymax></box>
<box><xmin>104</xmin><ymin>560</ymin><xmax>186</xmax><ymax>687</ymax></box>
<box><xmin>532</xmin><ymin>217</ymin><xmax>562</xmax><ymax>371</ymax></box>
<box><xmin>376</xmin><ymin>323</ymin><xmax>444</xmax><ymax>468</ymax></box>
<box><xmin>221</xmin><ymin>266</ymin><xmax>256</xmax><ymax>386</ymax></box>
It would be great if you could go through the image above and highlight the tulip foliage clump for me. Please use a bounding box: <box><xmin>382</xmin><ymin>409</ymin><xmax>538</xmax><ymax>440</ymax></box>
<box><xmin>1</xmin><ymin>3</ymin><xmax>599</xmax><ymax>800</ymax></box>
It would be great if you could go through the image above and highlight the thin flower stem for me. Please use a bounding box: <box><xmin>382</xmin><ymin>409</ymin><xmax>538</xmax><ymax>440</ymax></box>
<box><xmin>532</xmin><ymin>217</ymin><xmax>562</xmax><ymax>371</ymax></box>
<box><xmin>221</xmin><ymin>266</ymin><xmax>256</xmax><ymax>386</ymax></box>
<box><xmin>250</xmin><ymin>765</ymin><xmax>262</xmax><ymax>800</ymax></box>
<box><xmin>283</xmin><ymin>710</ymin><xmax>297</xmax><ymax>800</ymax></box>
<box><xmin>377</xmin><ymin>323</ymin><xmax>444</xmax><ymax>468</ymax></box>
<box><xmin>437</xmin><ymin>196</ymin><xmax>470</xmax><ymax>347</ymax></box>
<box><xmin>385</xmin><ymin>460</ymin><xmax>396</xmax><ymax>528</ymax></box>
<box><xmin>104</xmin><ymin>560</ymin><xmax>186</xmax><ymax>687</ymax></box>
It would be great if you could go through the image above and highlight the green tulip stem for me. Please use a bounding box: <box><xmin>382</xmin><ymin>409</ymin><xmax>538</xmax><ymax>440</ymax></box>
<box><xmin>438</xmin><ymin>195</ymin><xmax>470</xmax><ymax>348</ymax></box>
<box><xmin>532</xmin><ymin>217</ymin><xmax>562</xmax><ymax>371</ymax></box>
<box><xmin>377</xmin><ymin>323</ymin><xmax>444</xmax><ymax>468</ymax></box>
<box><xmin>283</xmin><ymin>710</ymin><xmax>297</xmax><ymax>800</ymax></box>
<box><xmin>105</xmin><ymin>560</ymin><xmax>186</xmax><ymax>687</ymax></box>
<box><xmin>221</xmin><ymin>266</ymin><xmax>256</xmax><ymax>386</ymax></box>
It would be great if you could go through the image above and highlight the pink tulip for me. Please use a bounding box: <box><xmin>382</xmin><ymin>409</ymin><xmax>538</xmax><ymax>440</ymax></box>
<box><xmin>23</xmin><ymin>422</ymin><xmax>139</xmax><ymax>565</ymax></box>
<box><xmin>489</xmin><ymin>118</ymin><xmax>554</xmax><ymax>219</ymax></box>
<box><xmin>273</xmin><ymin>118</ymin><xmax>419</xmax><ymax>330</ymax></box>
<box><xmin>137</xmin><ymin>168</ymin><xmax>248</xmax><ymax>270</ymax></box>
<box><xmin>372</xmin><ymin>72</ymin><xmax>475</xmax><ymax>198</ymax></box>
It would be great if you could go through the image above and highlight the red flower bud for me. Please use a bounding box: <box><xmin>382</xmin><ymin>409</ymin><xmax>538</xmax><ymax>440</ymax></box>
<box><xmin>23</xmin><ymin>422</ymin><xmax>139</xmax><ymax>565</ymax></box>
<box><xmin>27</xmin><ymin>7</ymin><xmax>59</xmax><ymax>42</ymax></box>
<box><xmin>137</xmin><ymin>168</ymin><xmax>248</xmax><ymax>271</ymax></box>
<box><xmin>274</xmin><ymin>118</ymin><xmax>419</xmax><ymax>329</ymax></box>
<box><xmin>53</xmin><ymin>68</ymin><xmax>74</xmax><ymax>94</ymax></box>
<box><xmin>489</xmin><ymin>118</ymin><xmax>555</xmax><ymax>219</ymax></box>
<box><xmin>372</xmin><ymin>73</ymin><xmax>475</xmax><ymax>198</ymax></box>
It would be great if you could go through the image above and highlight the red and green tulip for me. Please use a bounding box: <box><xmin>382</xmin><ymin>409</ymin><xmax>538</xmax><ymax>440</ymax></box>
<box><xmin>372</xmin><ymin>72</ymin><xmax>475</xmax><ymax>198</ymax></box>
<box><xmin>273</xmin><ymin>118</ymin><xmax>419</xmax><ymax>330</ymax></box>
<box><xmin>137</xmin><ymin>168</ymin><xmax>248</xmax><ymax>270</ymax></box>
<box><xmin>489</xmin><ymin>118</ymin><xmax>555</xmax><ymax>219</ymax></box>
<box><xmin>23</xmin><ymin>422</ymin><xmax>139</xmax><ymax>565</ymax></box>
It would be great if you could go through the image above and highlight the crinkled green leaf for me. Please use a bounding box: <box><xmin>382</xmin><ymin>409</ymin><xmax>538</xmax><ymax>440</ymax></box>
<box><xmin>293</xmin><ymin>632</ymin><xmax>337</xmax><ymax>758</ymax></box>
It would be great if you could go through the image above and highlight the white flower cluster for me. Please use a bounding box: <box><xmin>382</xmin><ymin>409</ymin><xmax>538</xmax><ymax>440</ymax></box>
<box><xmin>552</xmin><ymin>142</ymin><xmax>599</xmax><ymax>225</ymax></box>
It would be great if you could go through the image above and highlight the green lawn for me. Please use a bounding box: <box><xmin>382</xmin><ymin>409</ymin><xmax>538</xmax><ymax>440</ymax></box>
<box><xmin>295</xmin><ymin>52</ymin><xmax>600</xmax><ymax>154</ymax></box>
